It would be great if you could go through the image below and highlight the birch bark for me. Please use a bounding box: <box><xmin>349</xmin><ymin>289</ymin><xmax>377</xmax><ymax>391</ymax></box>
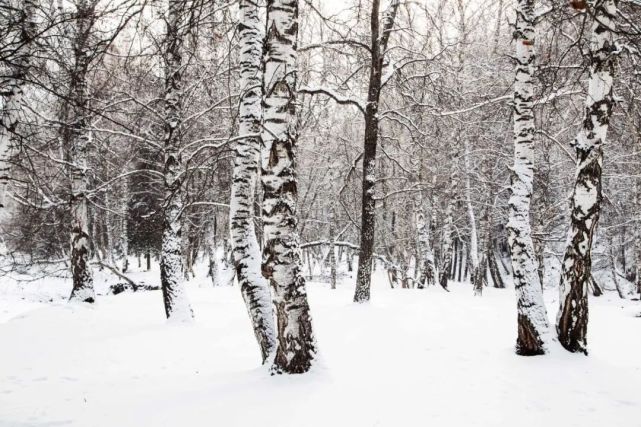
<box><xmin>556</xmin><ymin>0</ymin><xmax>618</xmax><ymax>354</ymax></box>
<box><xmin>68</xmin><ymin>0</ymin><xmax>96</xmax><ymax>303</ymax></box>
<box><xmin>507</xmin><ymin>0</ymin><xmax>550</xmax><ymax>355</ymax></box>
<box><xmin>160</xmin><ymin>0</ymin><xmax>193</xmax><ymax>321</ymax></box>
<box><xmin>232</xmin><ymin>0</ymin><xmax>276</xmax><ymax>363</ymax></box>
<box><xmin>261</xmin><ymin>0</ymin><xmax>316</xmax><ymax>373</ymax></box>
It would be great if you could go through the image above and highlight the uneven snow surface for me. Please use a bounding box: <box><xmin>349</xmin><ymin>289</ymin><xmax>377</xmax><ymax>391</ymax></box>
<box><xmin>1</xmin><ymin>268</ymin><xmax>640</xmax><ymax>427</ymax></box>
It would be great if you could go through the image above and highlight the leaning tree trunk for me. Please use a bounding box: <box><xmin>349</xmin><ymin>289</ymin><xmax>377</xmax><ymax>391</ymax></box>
<box><xmin>507</xmin><ymin>0</ymin><xmax>550</xmax><ymax>355</ymax></box>
<box><xmin>231</xmin><ymin>0</ymin><xmax>276</xmax><ymax>364</ymax></box>
<box><xmin>556</xmin><ymin>0</ymin><xmax>618</xmax><ymax>354</ymax></box>
<box><xmin>0</xmin><ymin>0</ymin><xmax>36</xmax><ymax>213</ymax></box>
<box><xmin>261</xmin><ymin>0</ymin><xmax>316</xmax><ymax>374</ymax></box>
<box><xmin>159</xmin><ymin>0</ymin><xmax>193</xmax><ymax>321</ymax></box>
<box><xmin>68</xmin><ymin>0</ymin><xmax>95</xmax><ymax>303</ymax></box>
<box><xmin>353</xmin><ymin>0</ymin><xmax>400</xmax><ymax>303</ymax></box>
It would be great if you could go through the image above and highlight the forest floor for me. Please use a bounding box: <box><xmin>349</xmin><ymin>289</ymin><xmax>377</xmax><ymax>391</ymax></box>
<box><xmin>1</xmin><ymin>262</ymin><xmax>640</xmax><ymax>427</ymax></box>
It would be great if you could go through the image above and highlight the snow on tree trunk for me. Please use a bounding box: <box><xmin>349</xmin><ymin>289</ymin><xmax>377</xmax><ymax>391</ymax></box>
<box><xmin>159</xmin><ymin>0</ymin><xmax>193</xmax><ymax>322</ymax></box>
<box><xmin>463</xmin><ymin>139</ymin><xmax>481</xmax><ymax>295</ymax></box>
<box><xmin>181</xmin><ymin>208</ymin><xmax>192</xmax><ymax>281</ymax></box>
<box><xmin>439</xmin><ymin>159</ymin><xmax>457</xmax><ymax>289</ymax></box>
<box><xmin>353</xmin><ymin>0</ymin><xmax>400</xmax><ymax>303</ymax></box>
<box><xmin>0</xmin><ymin>0</ymin><xmax>36</xmax><ymax>214</ymax></box>
<box><xmin>231</xmin><ymin>0</ymin><xmax>276</xmax><ymax>364</ymax></box>
<box><xmin>556</xmin><ymin>0</ymin><xmax>618</xmax><ymax>354</ymax></box>
<box><xmin>68</xmin><ymin>0</ymin><xmax>95</xmax><ymax>304</ymax></box>
<box><xmin>507</xmin><ymin>0</ymin><xmax>550</xmax><ymax>355</ymax></box>
<box><xmin>329</xmin><ymin>207</ymin><xmax>337</xmax><ymax>290</ymax></box>
<box><xmin>261</xmin><ymin>0</ymin><xmax>316</xmax><ymax>374</ymax></box>
<box><xmin>416</xmin><ymin>204</ymin><xmax>436</xmax><ymax>288</ymax></box>
<box><xmin>119</xmin><ymin>180</ymin><xmax>129</xmax><ymax>273</ymax></box>
<box><xmin>205</xmin><ymin>217</ymin><xmax>218</xmax><ymax>287</ymax></box>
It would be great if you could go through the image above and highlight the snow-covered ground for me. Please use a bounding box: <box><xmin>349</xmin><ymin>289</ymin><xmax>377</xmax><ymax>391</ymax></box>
<box><xmin>1</xmin><ymin>264</ymin><xmax>640</xmax><ymax>427</ymax></box>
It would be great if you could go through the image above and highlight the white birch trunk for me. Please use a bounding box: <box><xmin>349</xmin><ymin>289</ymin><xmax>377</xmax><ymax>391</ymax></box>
<box><xmin>68</xmin><ymin>0</ymin><xmax>95</xmax><ymax>303</ymax></box>
<box><xmin>329</xmin><ymin>207</ymin><xmax>337</xmax><ymax>290</ymax></box>
<box><xmin>507</xmin><ymin>0</ymin><xmax>549</xmax><ymax>355</ymax></box>
<box><xmin>159</xmin><ymin>0</ymin><xmax>193</xmax><ymax>322</ymax></box>
<box><xmin>0</xmin><ymin>0</ymin><xmax>37</xmax><ymax>216</ymax></box>
<box><xmin>556</xmin><ymin>0</ymin><xmax>618</xmax><ymax>354</ymax></box>
<box><xmin>463</xmin><ymin>138</ymin><xmax>480</xmax><ymax>294</ymax></box>
<box><xmin>261</xmin><ymin>0</ymin><xmax>316</xmax><ymax>374</ymax></box>
<box><xmin>231</xmin><ymin>0</ymin><xmax>277</xmax><ymax>364</ymax></box>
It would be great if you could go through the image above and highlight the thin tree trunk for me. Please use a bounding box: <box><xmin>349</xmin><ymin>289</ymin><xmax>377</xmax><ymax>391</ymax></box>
<box><xmin>488</xmin><ymin>245</ymin><xmax>504</xmax><ymax>289</ymax></box>
<box><xmin>160</xmin><ymin>0</ymin><xmax>193</xmax><ymax>322</ymax></box>
<box><xmin>451</xmin><ymin>239</ymin><xmax>458</xmax><ymax>281</ymax></box>
<box><xmin>353</xmin><ymin>0</ymin><xmax>400</xmax><ymax>303</ymax></box>
<box><xmin>463</xmin><ymin>139</ymin><xmax>481</xmax><ymax>295</ymax></box>
<box><xmin>261</xmin><ymin>0</ymin><xmax>316</xmax><ymax>374</ymax></box>
<box><xmin>556</xmin><ymin>0</ymin><xmax>618</xmax><ymax>354</ymax></box>
<box><xmin>329</xmin><ymin>207</ymin><xmax>337</xmax><ymax>290</ymax></box>
<box><xmin>416</xmin><ymin>202</ymin><xmax>437</xmax><ymax>288</ymax></box>
<box><xmin>609</xmin><ymin>238</ymin><xmax>625</xmax><ymax>299</ymax></box>
<box><xmin>119</xmin><ymin>180</ymin><xmax>129</xmax><ymax>272</ymax></box>
<box><xmin>206</xmin><ymin>218</ymin><xmax>218</xmax><ymax>287</ymax></box>
<box><xmin>507</xmin><ymin>0</ymin><xmax>550</xmax><ymax>355</ymax></box>
<box><xmin>231</xmin><ymin>0</ymin><xmax>276</xmax><ymax>363</ymax></box>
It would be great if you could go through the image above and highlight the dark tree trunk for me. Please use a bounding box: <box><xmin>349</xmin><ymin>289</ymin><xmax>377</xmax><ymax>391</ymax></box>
<box><xmin>353</xmin><ymin>0</ymin><xmax>400</xmax><ymax>303</ymax></box>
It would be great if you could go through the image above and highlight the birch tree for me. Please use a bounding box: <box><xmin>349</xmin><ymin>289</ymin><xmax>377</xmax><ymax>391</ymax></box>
<box><xmin>0</xmin><ymin>0</ymin><xmax>36</xmax><ymax>214</ymax></box>
<box><xmin>556</xmin><ymin>0</ymin><xmax>618</xmax><ymax>354</ymax></box>
<box><xmin>68</xmin><ymin>0</ymin><xmax>97</xmax><ymax>303</ymax></box>
<box><xmin>261</xmin><ymin>0</ymin><xmax>316</xmax><ymax>374</ymax></box>
<box><xmin>160</xmin><ymin>0</ymin><xmax>193</xmax><ymax>321</ymax></box>
<box><xmin>232</xmin><ymin>0</ymin><xmax>276</xmax><ymax>363</ymax></box>
<box><xmin>353</xmin><ymin>0</ymin><xmax>400</xmax><ymax>303</ymax></box>
<box><xmin>507</xmin><ymin>0</ymin><xmax>549</xmax><ymax>355</ymax></box>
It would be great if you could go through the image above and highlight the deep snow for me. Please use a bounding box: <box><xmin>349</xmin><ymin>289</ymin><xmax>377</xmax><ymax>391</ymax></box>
<box><xmin>1</xmin><ymin>263</ymin><xmax>640</xmax><ymax>427</ymax></box>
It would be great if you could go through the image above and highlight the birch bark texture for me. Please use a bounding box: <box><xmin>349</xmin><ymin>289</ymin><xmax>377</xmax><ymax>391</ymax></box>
<box><xmin>556</xmin><ymin>0</ymin><xmax>618</xmax><ymax>354</ymax></box>
<box><xmin>261</xmin><ymin>0</ymin><xmax>316</xmax><ymax>374</ymax></box>
<box><xmin>160</xmin><ymin>0</ymin><xmax>193</xmax><ymax>321</ymax></box>
<box><xmin>0</xmin><ymin>0</ymin><xmax>37</xmax><ymax>212</ymax></box>
<box><xmin>68</xmin><ymin>0</ymin><xmax>96</xmax><ymax>303</ymax></box>
<box><xmin>232</xmin><ymin>0</ymin><xmax>276</xmax><ymax>363</ymax></box>
<box><xmin>507</xmin><ymin>0</ymin><xmax>550</xmax><ymax>355</ymax></box>
<box><xmin>353</xmin><ymin>0</ymin><xmax>400</xmax><ymax>303</ymax></box>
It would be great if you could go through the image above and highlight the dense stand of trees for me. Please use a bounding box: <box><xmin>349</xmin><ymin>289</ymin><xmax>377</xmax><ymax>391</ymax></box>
<box><xmin>1</xmin><ymin>0</ymin><xmax>640</xmax><ymax>373</ymax></box>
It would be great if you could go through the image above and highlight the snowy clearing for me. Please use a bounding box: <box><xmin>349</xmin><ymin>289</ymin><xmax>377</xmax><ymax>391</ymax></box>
<box><xmin>1</xmin><ymin>270</ymin><xmax>640</xmax><ymax>427</ymax></box>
